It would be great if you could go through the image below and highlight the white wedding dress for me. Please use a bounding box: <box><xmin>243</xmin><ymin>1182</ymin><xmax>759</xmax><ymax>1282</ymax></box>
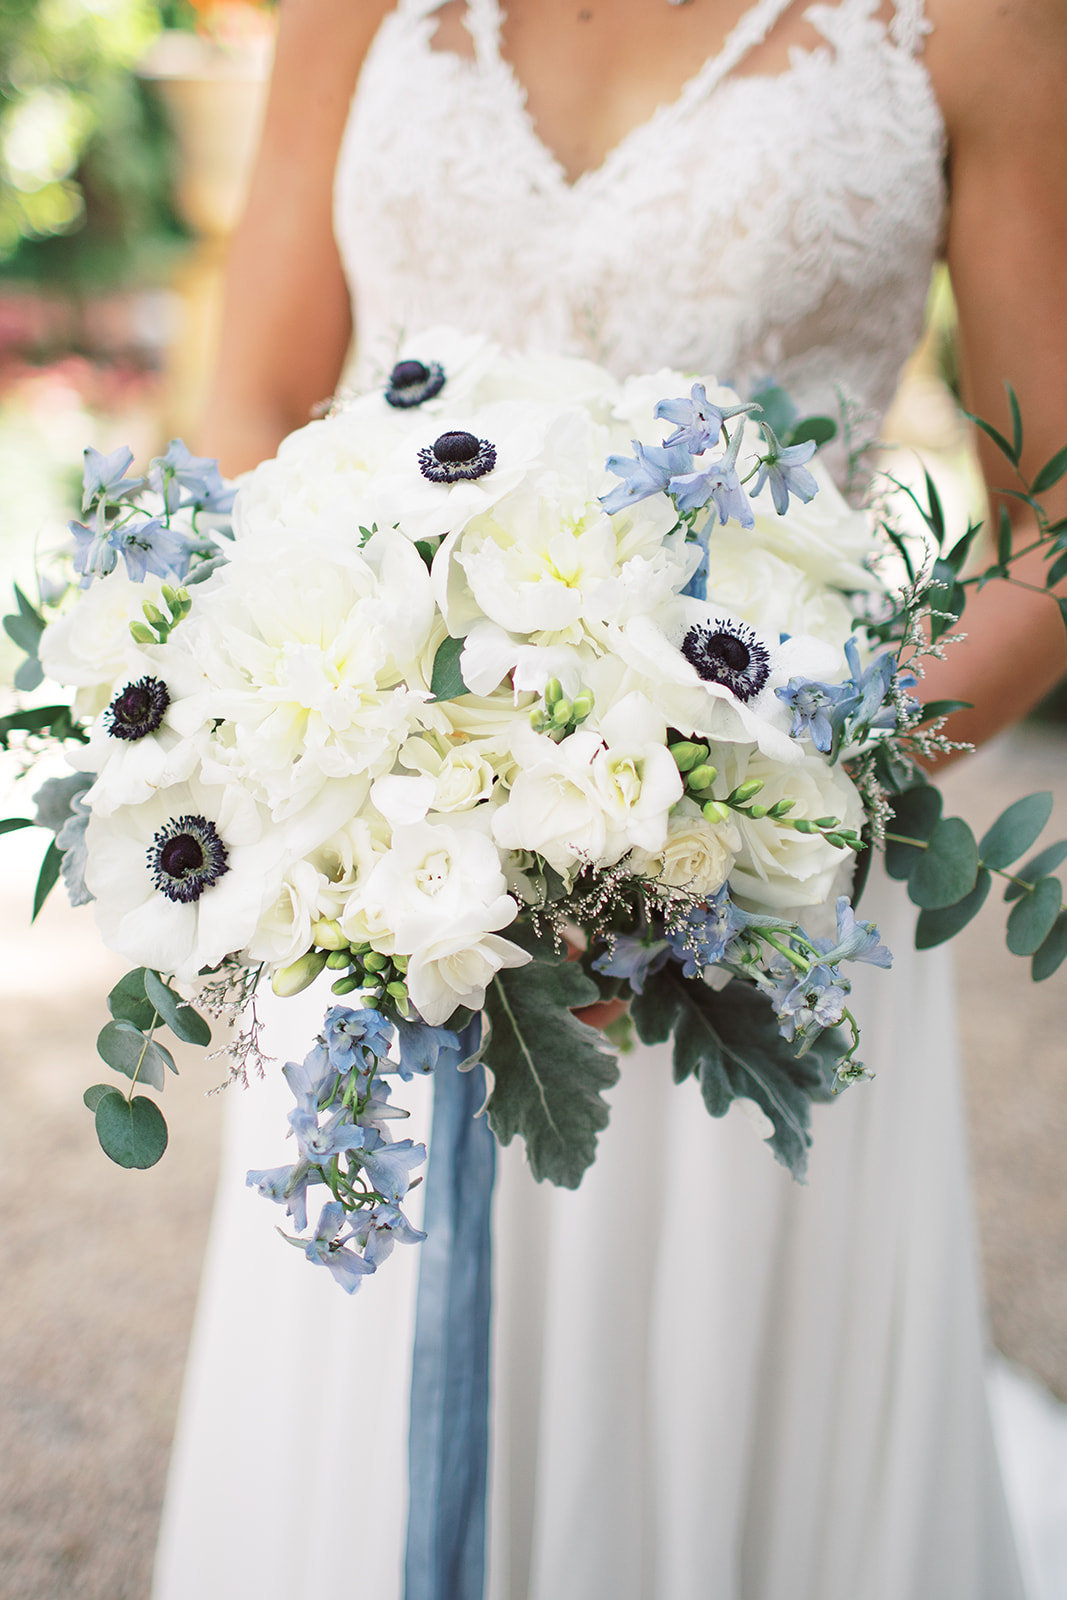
<box><xmin>152</xmin><ymin>2</ymin><xmax>1027</xmax><ymax>1596</ymax></box>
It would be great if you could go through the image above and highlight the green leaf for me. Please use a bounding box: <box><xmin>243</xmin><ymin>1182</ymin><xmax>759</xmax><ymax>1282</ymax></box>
<box><xmin>14</xmin><ymin>656</ymin><xmax>44</xmax><ymax>691</ymax></box>
<box><xmin>1032</xmin><ymin>912</ymin><xmax>1067</xmax><ymax>981</ymax></box>
<box><xmin>1059</xmin><ymin>596</ymin><xmax>1067</xmax><ymax>637</ymax></box>
<box><xmin>979</xmin><ymin>792</ymin><xmax>1054</xmax><ymax>870</ymax></box>
<box><xmin>32</xmin><ymin>839</ymin><xmax>63</xmax><ymax>921</ymax></box>
<box><xmin>1006</xmin><ymin>877</ymin><xmax>1062</xmax><ymax>957</ymax></box>
<box><xmin>885</xmin><ymin>785</ymin><xmax>943</xmax><ymax>880</ymax></box>
<box><xmin>788</xmin><ymin>415</ymin><xmax>837</xmax><ymax>449</ymax></box>
<box><xmin>144</xmin><ymin>969</ymin><xmax>212</xmax><ymax>1045</ymax></box>
<box><xmin>429</xmin><ymin>634</ymin><xmax>470</xmax><ymax>703</ymax></box>
<box><xmin>13</xmin><ymin>585</ymin><xmax>42</xmax><ymax>623</ymax></box>
<box><xmin>907</xmin><ymin>816</ymin><xmax>979</xmax><ymax>909</ymax></box>
<box><xmin>913</xmin><ymin>699</ymin><xmax>972</xmax><ymax>726</ymax></box>
<box><xmin>1031</xmin><ymin>442</ymin><xmax>1067</xmax><ymax>495</ymax></box>
<box><xmin>1047</xmin><ymin>549</ymin><xmax>1067</xmax><ymax>589</ymax></box>
<box><xmin>945</xmin><ymin>525</ymin><xmax>979</xmax><ymax>575</ymax></box>
<box><xmin>1004</xmin><ymin>840</ymin><xmax>1067</xmax><ymax>901</ymax></box>
<box><xmin>750</xmin><ymin>383</ymin><xmax>797</xmax><ymax>440</ymax></box>
<box><xmin>0</xmin><ymin>817</ymin><xmax>35</xmax><ymax>835</ymax></box>
<box><xmin>95</xmin><ymin>1094</ymin><xmax>168</xmax><ymax>1170</ymax></box>
<box><xmin>922</xmin><ymin>468</ymin><xmax>945</xmax><ymax>546</ymax></box>
<box><xmin>2</xmin><ymin>610</ymin><xmax>44</xmax><ymax>654</ymax></box>
<box><xmin>630</xmin><ymin>978</ymin><xmax>683</xmax><ymax>1048</ymax></box>
<box><xmin>964</xmin><ymin>409</ymin><xmax>1017</xmax><ymax>465</ymax></box>
<box><xmin>997</xmin><ymin>504</ymin><xmax>1013</xmax><ymax>569</ymax></box>
<box><xmin>659</xmin><ymin>974</ymin><xmax>839</xmax><ymax>1179</ymax></box>
<box><xmin>926</xmin><ymin>557</ymin><xmax>965</xmax><ymax>641</ymax></box>
<box><xmin>1007</xmin><ymin>384</ymin><xmax>1024</xmax><ymax>463</ymax></box>
<box><xmin>84</xmin><ymin>1083</ymin><xmax>122</xmax><ymax>1112</ymax></box>
<box><xmin>96</xmin><ymin>1020</ymin><xmax>176</xmax><ymax>1091</ymax></box>
<box><xmin>107</xmin><ymin>968</ymin><xmax>158</xmax><ymax>1031</ymax></box>
<box><xmin>915</xmin><ymin>869</ymin><xmax>991</xmax><ymax>949</ymax></box>
<box><xmin>483</xmin><ymin>952</ymin><xmax>619</xmax><ymax>1188</ymax></box>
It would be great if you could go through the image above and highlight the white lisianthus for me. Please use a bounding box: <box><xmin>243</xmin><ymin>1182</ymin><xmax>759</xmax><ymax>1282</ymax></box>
<box><xmin>171</xmin><ymin>524</ymin><xmax>435</xmax><ymax>815</ymax></box>
<box><xmin>716</xmin><ymin>746</ymin><xmax>864</xmax><ymax>915</ymax></box>
<box><xmin>628</xmin><ymin>796</ymin><xmax>741</xmax><ymax>896</ymax></box>
<box><xmin>38</xmin><ymin>571</ymin><xmax>169</xmax><ymax>712</ymax></box>
<box><xmin>307</xmin><ymin>816</ymin><xmax>388</xmax><ymax>921</ymax></box>
<box><xmin>406</xmin><ymin>920</ymin><xmax>531</xmax><ymax>1026</ymax></box>
<box><xmin>83</xmin><ymin>778</ymin><xmax>283</xmax><ymax>981</ymax></box>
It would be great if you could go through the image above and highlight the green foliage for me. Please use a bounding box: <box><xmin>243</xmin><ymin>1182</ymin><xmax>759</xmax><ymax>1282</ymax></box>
<box><xmin>884</xmin><ymin>785</ymin><xmax>942</xmax><ymax>879</ymax></box>
<box><xmin>483</xmin><ymin>941</ymin><xmax>619</xmax><ymax>1189</ymax></box>
<box><xmin>632</xmin><ymin>970</ymin><xmax>839</xmax><ymax>1179</ymax></box>
<box><xmin>1006</xmin><ymin>878</ymin><xmax>1062</xmax><ymax>958</ymax></box>
<box><xmin>95</xmin><ymin>1090</ymin><xmax>168</xmax><ymax>1168</ymax></box>
<box><xmin>96</xmin><ymin>1017</ymin><xmax>176</xmax><ymax>1089</ymax></box>
<box><xmin>915</xmin><ymin>869</ymin><xmax>991</xmax><ymax>949</ymax></box>
<box><xmin>907</xmin><ymin>817</ymin><xmax>979</xmax><ymax>909</ymax></box>
<box><xmin>979</xmin><ymin>792</ymin><xmax>1054</xmax><ymax>871</ymax></box>
<box><xmin>31</xmin><ymin>836</ymin><xmax>62</xmax><ymax>919</ymax></box>
<box><xmin>429</xmin><ymin>633</ymin><xmax>470</xmax><ymax>703</ymax></box>
<box><xmin>0</xmin><ymin>0</ymin><xmax>185</xmax><ymax>292</ymax></box>
<box><xmin>144</xmin><ymin>966</ymin><xmax>211</xmax><ymax>1044</ymax></box>
<box><xmin>1032</xmin><ymin>914</ymin><xmax>1067</xmax><ymax>981</ymax></box>
<box><xmin>1003</xmin><ymin>841</ymin><xmax>1067</xmax><ymax>901</ymax></box>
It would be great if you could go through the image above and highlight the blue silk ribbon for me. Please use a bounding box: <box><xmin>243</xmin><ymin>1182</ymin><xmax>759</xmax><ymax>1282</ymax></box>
<box><xmin>404</xmin><ymin>1041</ymin><xmax>495</xmax><ymax>1600</ymax></box>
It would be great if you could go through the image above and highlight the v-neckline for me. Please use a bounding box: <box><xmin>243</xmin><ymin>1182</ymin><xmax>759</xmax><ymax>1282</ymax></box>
<box><xmin>475</xmin><ymin>0</ymin><xmax>805</xmax><ymax>192</ymax></box>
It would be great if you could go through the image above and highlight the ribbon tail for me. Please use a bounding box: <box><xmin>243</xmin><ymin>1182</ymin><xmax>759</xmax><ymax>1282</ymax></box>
<box><xmin>405</xmin><ymin>1024</ymin><xmax>495</xmax><ymax>1600</ymax></box>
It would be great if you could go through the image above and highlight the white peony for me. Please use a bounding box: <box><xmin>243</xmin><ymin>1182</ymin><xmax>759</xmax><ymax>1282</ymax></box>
<box><xmin>704</xmin><ymin>531</ymin><xmax>858</xmax><ymax>651</ymax></box>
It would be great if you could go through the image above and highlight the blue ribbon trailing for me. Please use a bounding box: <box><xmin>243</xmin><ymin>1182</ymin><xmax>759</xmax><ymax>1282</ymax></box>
<box><xmin>404</xmin><ymin>1032</ymin><xmax>496</xmax><ymax>1600</ymax></box>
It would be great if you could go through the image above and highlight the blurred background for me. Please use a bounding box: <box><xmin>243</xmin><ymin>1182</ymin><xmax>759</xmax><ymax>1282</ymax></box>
<box><xmin>0</xmin><ymin>4</ymin><xmax>1062</xmax><ymax>1595</ymax></box>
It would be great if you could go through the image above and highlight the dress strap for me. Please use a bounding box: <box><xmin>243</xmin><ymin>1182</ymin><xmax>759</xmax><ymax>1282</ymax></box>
<box><xmin>889</xmin><ymin>0</ymin><xmax>932</xmax><ymax>54</ymax></box>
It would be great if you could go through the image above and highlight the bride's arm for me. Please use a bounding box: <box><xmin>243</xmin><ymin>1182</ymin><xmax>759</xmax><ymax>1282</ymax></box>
<box><xmin>920</xmin><ymin>0</ymin><xmax>1067</xmax><ymax>757</ymax></box>
<box><xmin>196</xmin><ymin>0</ymin><xmax>396</xmax><ymax>476</ymax></box>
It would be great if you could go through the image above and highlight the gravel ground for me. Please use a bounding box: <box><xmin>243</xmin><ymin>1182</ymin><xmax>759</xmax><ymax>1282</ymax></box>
<box><xmin>0</xmin><ymin>723</ymin><xmax>1063</xmax><ymax>1599</ymax></box>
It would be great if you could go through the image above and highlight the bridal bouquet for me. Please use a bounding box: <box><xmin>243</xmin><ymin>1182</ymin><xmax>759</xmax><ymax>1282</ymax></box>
<box><xmin>3</xmin><ymin>330</ymin><xmax>1065</xmax><ymax>1290</ymax></box>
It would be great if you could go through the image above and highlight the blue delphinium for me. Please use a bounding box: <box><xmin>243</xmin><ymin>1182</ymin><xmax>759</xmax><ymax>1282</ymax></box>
<box><xmin>292</xmin><ymin>1201</ymin><xmax>376</xmax><ymax>1294</ymax></box>
<box><xmin>668</xmin><ymin>424</ymin><xmax>754</xmax><ymax>530</ymax></box>
<box><xmin>350</xmin><ymin>1202</ymin><xmax>427</xmax><ymax>1268</ymax></box>
<box><xmin>81</xmin><ymin>444</ymin><xmax>142</xmax><ymax>512</ymax></box>
<box><xmin>247</xmin><ymin>1160</ymin><xmax>314</xmax><ymax>1232</ymax></box>
<box><xmin>148</xmin><ymin>439</ymin><xmax>236</xmax><ymax>515</ymax></box>
<box><xmin>655</xmin><ymin>383</ymin><xmax>755</xmax><ymax>454</ymax></box>
<box><xmin>600</xmin><ymin>439</ymin><xmax>694</xmax><ymax>514</ymax></box>
<box><xmin>813</xmin><ymin>898</ymin><xmax>893</xmax><ymax>969</ymax></box>
<box><xmin>666</xmin><ymin>886</ymin><xmax>752</xmax><ymax>978</ymax></box>
<box><xmin>393</xmin><ymin>1016</ymin><xmax>466</xmax><ymax>1079</ymax></box>
<box><xmin>751</xmin><ymin>434</ymin><xmax>819</xmax><ymax>515</ymax></box>
<box><xmin>69</xmin><ymin>507</ymin><xmax>198</xmax><ymax>588</ymax></box>
<box><xmin>592</xmin><ymin>930</ymin><xmax>671</xmax><ymax>994</ymax></box>
<box><xmin>322</xmin><ymin>1004</ymin><xmax>394</xmax><ymax>1072</ymax></box>
<box><xmin>771</xmin><ymin>962</ymin><xmax>850</xmax><ymax>1043</ymax></box>
<box><xmin>841</xmin><ymin>637</ymin><xmax>899</xmax><ymax>734</ymax></box>
<box><xmin>775</xmin><ymin>675</ymin><xmax>856</xmax><ymax>753</ymax></box>
<box><xmin>352</xmin><ymin>1131</ymin><xmax>428</xmax><ymax>1204</ymax></box>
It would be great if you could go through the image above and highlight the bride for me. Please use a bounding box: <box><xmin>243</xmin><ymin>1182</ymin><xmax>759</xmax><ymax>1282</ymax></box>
<box><xmin>153</xmin><ymin>2</ymin><xmax>1066</xmax><ymax>1597</ymax></box>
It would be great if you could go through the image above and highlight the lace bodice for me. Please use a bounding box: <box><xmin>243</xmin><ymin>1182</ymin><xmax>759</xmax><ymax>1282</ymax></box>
<box><xmin>334</xmin><ymin>0</ymin><xmax>946</xmax><ymax>480</ymax></box>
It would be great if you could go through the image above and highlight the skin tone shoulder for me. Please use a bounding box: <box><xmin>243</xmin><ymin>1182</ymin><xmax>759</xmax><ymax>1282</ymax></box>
<box><xmin>201</xmin><ymin>0</ymin><xmax>1066</xmax><ymax>750</ymax></box>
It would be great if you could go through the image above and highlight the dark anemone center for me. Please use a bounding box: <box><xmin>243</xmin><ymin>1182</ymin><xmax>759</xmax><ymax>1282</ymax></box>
<box><xmin>681</xmin><ymin>622</ymin><xmax>770</xmax><ymax>702</ymax></box>
<box><xmin>432</xmin><ymin>430</ymin><xmax>480</xmax><ymax>464</ymax></box>
<box><xmin>160</xmin><ymin>834</ymin><xmax>204</xmax><ymax>878</ymax></box>
<box><xmin>105</xmin><ymin>674</ymin><xmax>170</xmax><ymax>741</ymax></box>
<box><xmin>148</xmin><ymin>813</ymin><xmax>229</xmax><ymax>904</ymax></box>
<box><xmin>390</xmin><ymin>359</ymin><xmax>430</xmax><ymax>388</ymax></box>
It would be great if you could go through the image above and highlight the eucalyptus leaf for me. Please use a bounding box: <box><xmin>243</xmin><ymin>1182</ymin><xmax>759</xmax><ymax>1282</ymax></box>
<box><xmin>108</xmin><ymin>968</ymin><xmax>158</xmax><ymax>1031</ymax></box>
<box><xmin>429</xmin><ymin>634</ymin><xmax>470</xmax><ymax>703</ymax></box>
<box><xmin>32</xmin><ymin>839</ymin><xmax>63</xmax><ymax>921</ymax></box>
<box><xmin>885</xmin><ymin>785</ymin><xmax>942</xmax><ymax>880</ymax></box>
<box><xmin>1004</xmin><ymin>840</ymin><xmax>1067</xmax><ymax>901</ymax></box>
<box><xmin>144</xmin><ymin>969</ymin><xmax>211</xmax><ymax>1045</ymax></box>
<box><xmin>3</xmin><ymin>610</ymin><xmax>44</xmax><ymax>653</ymax></box>
<box><xmin>979</xmin><ymin>792</ymin><xmax>1054</xmax><ymax>871</ymax></box>
<box><xmin>483</xmin><ymin>953</ymin><xmax>619</xmax><ymax>1189</ymax></box>
<box><xmin>95</xmin><ymin>1094</ymin><xmax>168</xmax><ymax>1170</ymax></box>
<box><xmin>788</xmin><ymin>415</ymin><xmax>836</xmax><ymax>449</ymax></box>
<box><xmin>907</xmin><ymin>816</ymin><xmax>979</xmax><ymax>909</ymax></box>
<box><xmin>96</xmin><ymin>1020</ymin><xmax>176</xmax><ymax>1090</ymax></box>
<box><xmin>915</xmin><ymin>869</ymin><xmax>991</xmax><ymax>949</ymax></box>
<box><xmin>14</xmin><ymin>656</ymin><xmax>44</xmax><ymax>691</ymax></box>
<box><xmin>749</xmin><ymin>383</ymin><xmax>797</xmax><ymax>440</ymax></box>
<box><xmin>84</xmin><ymin>1083</ymin><xmax>122</xmax><ymax>1112</ymax></box>
<box><xmin>1006</xmin><ymin>877</ymin><xmax>1062</xmax><ymax>957</ymax></box>
<box><xmin>1032</xmin><ymin>913</ymin><xmax>1067</xmax><ymax>981</ymax></box>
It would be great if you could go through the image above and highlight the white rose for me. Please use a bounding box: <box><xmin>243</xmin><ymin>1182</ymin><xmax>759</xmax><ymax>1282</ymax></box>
<box><xmin>704</xmin><ymin>533</ymin><xmax>856</xmax><ymax>650</ymax></box>
<box><xmin>715</xmin><ymin>746</ymin><xmax>864</xmax><ymax>916</ymax></box>
<box><xmin>747</xmin><ymin>458</ymin><xmax>882</xmax><ymax>592</ymax></box>
<box><xmin>399</xmin><ymin>734</ymin><xmax>497</xmax><ymax>812</ymax></box>
<box><xmin>629</xmin><ymin>798</ymin><xmax>740</xmax><ymax>896</ymax></box>
<box><xmin>246</xmin><ymin>858</ymin><xmax>324</xmax><ymax>968</ymax></box>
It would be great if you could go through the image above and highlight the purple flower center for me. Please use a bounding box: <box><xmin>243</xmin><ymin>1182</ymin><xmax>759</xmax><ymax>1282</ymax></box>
<box><xmin>681</xmin><ymin>622</ymin><xmax>770</xmax><ymax>703</ymax></box>
<box><xmin>417</xmin><ymin>429</ymin><xmax>497</xmax><ymax>483</ymax></box>
<box><xmin>105</xmin><ymin>675</ymin><xmax>171</xmax><ymax>741</ymax></box>
<box><xmin>148</xmin><ymin>813</ymin><xmax>229</xmax><ymax>903</ymax></box>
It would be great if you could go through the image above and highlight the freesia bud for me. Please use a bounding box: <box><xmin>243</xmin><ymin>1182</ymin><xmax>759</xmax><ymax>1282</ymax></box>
<box><xmin>272</xmin><ymin>949</ymin><xmax>328</xmax><ymax>997</ymax></box>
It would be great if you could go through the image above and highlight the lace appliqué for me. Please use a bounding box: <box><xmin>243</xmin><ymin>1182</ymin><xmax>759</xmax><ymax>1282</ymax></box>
<box><xmin>334</xmin><ymin>0</ymin><xmax>946</xmax><ymax>492</ymax></box>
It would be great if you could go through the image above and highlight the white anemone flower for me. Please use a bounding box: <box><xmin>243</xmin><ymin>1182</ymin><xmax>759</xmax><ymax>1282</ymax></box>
<box><xmin>83</xmin><ymin>778</ymin><xmax>283</xmax><ymax>982</ymax></box>
<box><xmin>78</xmin><ymin>652</ymin><xmax>209</xmax><ymax>816</ymax></box>
<box><xmin>615</xmin><ymin>599</ymin><xmax>843</xmax><ymax>764</ymax></box>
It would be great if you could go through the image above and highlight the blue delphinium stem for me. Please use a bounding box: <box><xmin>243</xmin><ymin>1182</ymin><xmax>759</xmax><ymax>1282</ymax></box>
<box><xmin>405</xmin><ymin>1027</ymin><xmax>495</xmax><ymax>1600</ymax></box>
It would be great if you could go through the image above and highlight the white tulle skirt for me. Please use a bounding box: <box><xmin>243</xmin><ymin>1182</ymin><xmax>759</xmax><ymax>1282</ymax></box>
<box><xmin>152</xmin><ymin>871</ymin><xmax>1024</xmax><ymax>1600</ymax></box>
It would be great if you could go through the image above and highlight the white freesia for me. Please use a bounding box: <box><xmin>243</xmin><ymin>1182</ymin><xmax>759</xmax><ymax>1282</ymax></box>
<box><xmin>405</xmin><ymin>920</ymin><xmax>531</xmax><ymax>1027</ymax></box>
<box><xmin>588</xmin><ymin>693</ymin><xmax>684</xmax><ymax>857</ymax></box>
<box><xmin>491</xmin><ymin>726</ymin><xmax>612</xmax><ymax>875</ymax></box>
<box><xmin>355</xmin><ymin>818</ymin><xmax>518</xmax><ymax>956</ymax></box>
